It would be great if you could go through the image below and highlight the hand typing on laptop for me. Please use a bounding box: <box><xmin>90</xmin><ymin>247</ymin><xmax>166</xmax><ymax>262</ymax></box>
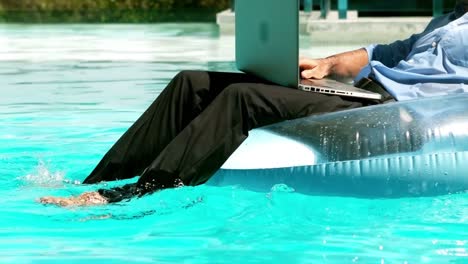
<box><xmin>299</xmin><ymin>49</ymin><xmax>369</xmax><ymax>82</ymax></box>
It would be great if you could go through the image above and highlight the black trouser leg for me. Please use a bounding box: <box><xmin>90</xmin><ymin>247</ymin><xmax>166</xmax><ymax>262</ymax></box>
<box><xmin>83</xmin><ymin>71</ymin><xmax>261</xmax><ymax>184</ymax></box>
<box><xmin>134</xmin><ymin>81</ymin><xmax>366</xmax><ymax>195</ymax></box>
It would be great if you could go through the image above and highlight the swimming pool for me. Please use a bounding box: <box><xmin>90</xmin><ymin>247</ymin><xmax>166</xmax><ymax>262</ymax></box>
<box><xmin>1</xmin><ymin>24</ymin><xmax>467</xmax><ymax>263</ymax></box>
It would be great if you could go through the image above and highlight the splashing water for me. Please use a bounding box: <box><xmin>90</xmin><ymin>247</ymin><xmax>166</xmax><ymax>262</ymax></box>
<box><xmin>18</xmin><ymin>160</ymin><xmax>70</xmax><ymax>188</ymax></box>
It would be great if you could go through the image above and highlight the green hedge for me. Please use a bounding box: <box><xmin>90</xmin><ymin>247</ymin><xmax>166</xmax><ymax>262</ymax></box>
<box><xmin>0</xmin><ymin>0</ymin><xmax>232</xmax><ymax>23</ymax></box>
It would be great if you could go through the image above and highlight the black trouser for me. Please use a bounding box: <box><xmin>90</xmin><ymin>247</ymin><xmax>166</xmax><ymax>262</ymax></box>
<box><xmin>83</xmin><ymin>71</ymin><xmax>380</xmax><ymax>201</ymax></box>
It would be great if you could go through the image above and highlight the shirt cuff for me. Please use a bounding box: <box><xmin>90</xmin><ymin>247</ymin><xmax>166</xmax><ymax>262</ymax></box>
<box><xmin>353</xmin><ymin>45</ymin><xmax>376</xmax><ymax>84</ymax></box>
<box><xmin>364</xmin><ymin>44</ymin><xmax>377</xmax><ymax>62</ymax></box>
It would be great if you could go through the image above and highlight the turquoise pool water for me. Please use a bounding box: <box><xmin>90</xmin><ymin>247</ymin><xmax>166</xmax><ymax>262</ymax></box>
<box><xmin>1</xmin><ymin>24</ymin><xmax>467</xmax><ymax>263</ymax></box>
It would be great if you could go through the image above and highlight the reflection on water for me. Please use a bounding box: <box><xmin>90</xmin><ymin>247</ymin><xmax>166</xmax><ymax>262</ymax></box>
<box><xmin>0</xmin><ymin>23</ymin><xmax>360</xmax><ymax>62</ymax></box>
<box><xmin>0</xmin><ymin>23</ymin><xmax>467</xmax><ymax>264</ymax></box>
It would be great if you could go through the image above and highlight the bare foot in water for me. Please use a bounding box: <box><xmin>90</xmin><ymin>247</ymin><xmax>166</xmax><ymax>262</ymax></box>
<box><xmin>40</xmin><ymin>191</ymin><xmax>108</xmax><ymax>207</ymax></box>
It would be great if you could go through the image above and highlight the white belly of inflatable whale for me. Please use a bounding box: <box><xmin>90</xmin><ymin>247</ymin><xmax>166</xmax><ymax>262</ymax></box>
<box><xmin>210</xmin><ymin>94</ymin><xmax>468</xmax><ymax>197</ymax></box>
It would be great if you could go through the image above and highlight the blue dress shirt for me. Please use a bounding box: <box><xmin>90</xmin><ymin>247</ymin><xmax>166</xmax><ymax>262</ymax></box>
<box><xmin>357</xmin><ymin>5</ymin><xmax>468</xmax><ymax>101</ymax></box>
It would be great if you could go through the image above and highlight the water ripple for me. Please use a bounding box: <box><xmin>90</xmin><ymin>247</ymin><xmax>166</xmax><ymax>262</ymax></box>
<box><xmin>0</xmin><ymin>24</ymin><xmax>466</xmax><ymax>263</ymax></box>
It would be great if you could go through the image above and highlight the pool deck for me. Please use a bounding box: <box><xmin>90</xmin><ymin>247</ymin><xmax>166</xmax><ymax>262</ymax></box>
<box><xmin>216</xmin><ymin>9</ymin><xmax>432</xmax><ymax>45</ymax></box>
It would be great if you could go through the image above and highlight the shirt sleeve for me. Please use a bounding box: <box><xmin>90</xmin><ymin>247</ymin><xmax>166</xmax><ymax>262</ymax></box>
<box><xmin>371</xmin><ymin>33</ymin><xmax>424</xmax><ymax>68</ymax></box>
<box><xmin>365</xmin><ymin>44</ymin><xmax>376</xmax><ymax>61</ymax></box>
<box><xmin>370</xmin><ymin>13</ymin><xmax>453</xmax><ymax>68</ymax></box>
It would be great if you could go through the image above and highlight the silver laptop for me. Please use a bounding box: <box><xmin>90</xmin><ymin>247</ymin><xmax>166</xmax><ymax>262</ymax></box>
<box><xmin>235</xmin><ymin>0</ymin><xmax>382</xmax><ymax>100</ymax></box>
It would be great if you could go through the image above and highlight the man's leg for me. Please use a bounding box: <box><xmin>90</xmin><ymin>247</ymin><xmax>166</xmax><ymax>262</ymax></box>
<box><xmin>83</xmin><ymin>71</ymin><xmax>262</xmax><ymax>184</ymax></box>
<box><xmin>133</xmin><ymin>83</ymin><xmax>369</xmax><ymax>195</ymax></box>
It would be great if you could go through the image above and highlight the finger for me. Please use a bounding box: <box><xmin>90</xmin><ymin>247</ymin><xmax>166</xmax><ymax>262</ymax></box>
<box><xmin>302</xmin><ymin>68</ymin><xmax>328</xmax><ymax>79</ymax></box>
<box><xmin>299</xmin><ymin>58</ymin><xmax>319</xmax><ymax>69</ymax></box>
<box><xmin>301</xmin><ymin>69</ymin><xmax>318</xmax><ymax>79</ymax></box>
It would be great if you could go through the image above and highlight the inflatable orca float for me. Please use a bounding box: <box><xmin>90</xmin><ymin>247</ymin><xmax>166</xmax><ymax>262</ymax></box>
<box><xmin>209</xmin><ymin>94</ymin><xmax>468</xmax><ymax>197</ymax></box>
